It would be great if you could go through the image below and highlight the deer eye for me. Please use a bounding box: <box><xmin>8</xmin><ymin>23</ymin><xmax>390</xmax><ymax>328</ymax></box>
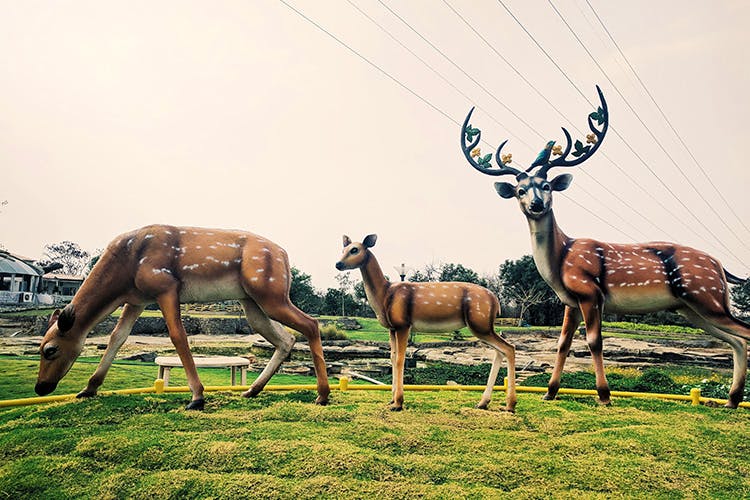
<box><xmin>350</xmin><ymin>247</ymin><xmax>359</xmax><ymax>255</ymax></box>
<box><xmin>517</xmin><ymin>188</ymin><xmax>526</xmax><ymax>196</ymax></box>
<box><xmin>542</xmin><ymin>184</ymin><xmax>551</xmax><ymax>191</ymax></box>
<box><xmin>43</xmin><ymin>345</ymin><xmax>58</xmax><ymax>360</ymax></box>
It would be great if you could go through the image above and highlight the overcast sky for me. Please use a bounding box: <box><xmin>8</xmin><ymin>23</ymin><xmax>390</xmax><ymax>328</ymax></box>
<box><xmin>1</xmin><ymin>0</ymin><xmax>748</xmax><ymax>292</ymax></box>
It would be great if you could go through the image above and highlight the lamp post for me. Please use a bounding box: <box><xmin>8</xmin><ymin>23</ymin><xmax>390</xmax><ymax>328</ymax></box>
<box><xmin>394</xmin><ymin>263</ymin><xmax>408</xmax><ymax>282</ymax></box>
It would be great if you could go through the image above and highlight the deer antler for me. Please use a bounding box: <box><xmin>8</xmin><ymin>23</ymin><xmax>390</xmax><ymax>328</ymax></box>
<box><xmin>461</xmin><ymin>108</ymin><xmax>523</xmax><ymax>178</ymax></box>
<box><xmin>533</xmin><ymin>85</ymin><xmax>609</xmax><ymax>178</ymax></box>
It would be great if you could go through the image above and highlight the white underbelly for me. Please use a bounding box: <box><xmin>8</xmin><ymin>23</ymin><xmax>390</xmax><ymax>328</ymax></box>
<box><xmin>604</xmin><ymin>290</ymin><xmax>680</xmax><ymax>314</ymax></box>
<box><xmin>179</xmin><ymin>276</ymin><xmax>246</xmax><ymax>303</ymax></box>
<box><xmin>411</xmin><ymin>319</ymin><xmax>465</xmax><ymax>333</ymax></box>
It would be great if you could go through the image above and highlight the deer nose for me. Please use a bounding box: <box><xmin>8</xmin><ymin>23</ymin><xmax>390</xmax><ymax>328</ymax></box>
<box><xmin>335</xmin><ymin>261</ymin><xmax>345</xmax><ymax>271</ymax></box>
<box><xmin>35</xmin><ymin>381</ymin><xmax>57</xmax><ymax>396</ymax></box>
<box><xmin>530</xmin><ymin>199</ymin><xmax>544</xmax><ymax>212</ymax></box>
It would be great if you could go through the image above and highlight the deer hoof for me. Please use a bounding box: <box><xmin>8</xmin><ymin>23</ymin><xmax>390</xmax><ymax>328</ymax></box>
<box><xmin>541</xmin><ymin>393</ymin><xmax>557</xmax><ymax>401</ymax></box>
<box><xmin>242</xmin><ymin>387</ymin><xmax>261</xmax><ymax>398</ymax></box>
<box><xmin>498</xmin><ymin>406</ymin><xmax>516</xmax><ymax>414</ymax></box>
<box><xmin>388</xmin><ymin>404</ymin><xmax>403</xmax><ymax>412</ymax></box>
<box><xmin>76</xmin><ymin>389</ymin><xmax>97</xmax><ymax>399</ymax></box>
<box><xmin>315</xmin><ymin>396</ymin><xmax>329</xmax><ymax>406</ymax></box>
<box><xmin>597</xmin><ymin>399</ymin><xmax>612</xmax><ymax>406</ymax></box>
<box><xmin>475</xmin><ymin>402</ymin><xmax>489</xmax><ymax>410</ymax></box>
<box><xmin>185</xmin><ymin>398</ymin><xmax>205</xmax><ymax>411</ymax></box>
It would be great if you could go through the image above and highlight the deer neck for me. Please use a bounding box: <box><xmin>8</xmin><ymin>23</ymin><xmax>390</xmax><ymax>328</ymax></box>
<box><xmin>68</xmin><ymin>253</ymin><xmax>129</xmax><ymax>337</ymax></box>
<box><xmin>526</xmin><ymin>210</ymin><xmax>577</xmax><ymax>307</ymax></box>
<box><xmin>359</xmin><ymin>252</ymin><xmax>391</xmax><ymax>323</ymax></box>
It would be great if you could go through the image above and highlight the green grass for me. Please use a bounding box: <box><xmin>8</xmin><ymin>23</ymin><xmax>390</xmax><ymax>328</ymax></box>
<box><xmin>2</xmin><ymin>354</ymin><xmax>750</xmax><ymax>499</ymax></box>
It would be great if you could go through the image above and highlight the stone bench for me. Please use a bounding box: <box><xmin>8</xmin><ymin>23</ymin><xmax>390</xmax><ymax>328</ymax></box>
<box><xmin>155</xmin><ymin>356</ymin><xmax>251</xmax><ymax>387</ymax></box>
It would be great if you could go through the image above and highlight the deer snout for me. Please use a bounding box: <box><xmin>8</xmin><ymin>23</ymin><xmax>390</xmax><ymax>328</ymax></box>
<box><xmin>529</xmin><ymin>199</ymin><xmax>544</xmax><ymax>213</ymax></box>
<box><xmin>35</xmin><ymin>380</ymin><xmax>57</xmax><ymax>396</ymax></box>
<box><xmin>335</xmin><ymin>261</ymin><xmax>345</xmax><ymax>271</ymax></box>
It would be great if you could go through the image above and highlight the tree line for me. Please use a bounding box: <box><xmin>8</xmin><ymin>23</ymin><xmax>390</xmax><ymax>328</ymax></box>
<box><xmin>28</xmin><ymin>240</ymin><xmax>750</xmax><ymax>325</ymax></box>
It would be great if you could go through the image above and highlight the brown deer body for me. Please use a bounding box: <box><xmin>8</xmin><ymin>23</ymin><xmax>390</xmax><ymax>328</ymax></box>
<box><xmin>461</xmin><ymin>86</ymin><xmax>750</xmax><ymax>408</ymax></box>
<box><xmin>36</xmin><ymin>224</ymin><xmax>330</xmax><ymax>409</ymax></box>
<box><xmin>336</xmin><ymin>234</ymin><xmax>516</xmax><ymax>412</ymax></box>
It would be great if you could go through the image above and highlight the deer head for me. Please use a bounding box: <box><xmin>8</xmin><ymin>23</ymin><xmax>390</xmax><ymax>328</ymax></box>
<box><xmin>461</xmin><ymin>86</ymin><xmax>608</xmax><ymax>219</ymax></box>
<box><xmin>335</xmin><ymin>234</ymin><xmax>378</xmax><ymax>271</ymax></box>
<box><xmin>36</xmin><ymin>304</ymin><xmax>85</xmax><ymax>395</ymax></box>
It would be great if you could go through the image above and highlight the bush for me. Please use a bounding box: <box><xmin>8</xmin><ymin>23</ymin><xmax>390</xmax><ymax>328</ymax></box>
<box><xmin>287</xmin><ymin>324</ymin><xmax>348</xmax><ymax>342</ymax></box>
<box><xmin>384</xmin><ymin>362</ymin><xmax>506</xmax><ymax>386</ymax></box>
<box><xmin>522</xmin><ymin>368</ymin><xmax>678</xmax><ymax>394</ymax></box>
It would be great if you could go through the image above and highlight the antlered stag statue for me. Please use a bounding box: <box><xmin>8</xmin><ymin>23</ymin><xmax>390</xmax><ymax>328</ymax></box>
<box><xmin>460</xmin><ymin>86</ymin><xmax>750</xmax><ymax>408</ymax></box>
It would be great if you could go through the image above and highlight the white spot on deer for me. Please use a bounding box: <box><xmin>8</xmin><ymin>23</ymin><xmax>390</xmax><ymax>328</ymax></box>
<box><xmin>262</xmin><ymin>247</ymin><xmax>271</xmax><ymax>253</ymax></box>
<box><xmin>234</xmin><ymin>259</ymin><xmax>242</xmax><ymax>264</ymax></box>
<box><xmin>152</xmin><ymin>268</ymin><xmax>172</xmax><ymax>275</ymax></box>
<box><xmin>607</xmin><ymin>269</ymin><xmax>616</xmax><ymax>275</ymax></box>
<box><xmin>436</xmin><ymin>301</ymin><xmax>442</xmax><ymax>305</ymax></box>
<box><xmin>206</xmin><ymin>232</ymin><xmax>214</xmax><ymax>236</ymax></box>
<box><xmin>209</xmin><ymin>245</ymin><xmax>217</xmax><ymax>250</ymax></box>
<box><xmin>581</xmin><ymin>279</ymin><xmax>588</xmax><ymax>284</ymax></box>
<box><xmin>165</xmin><ymin>230</ymin><xmax>172</xmax><ymax>235</ymax></box>
<box><xmin>196</xmin><ymin>245</ymin><xmax>202</xmax><ymax>250</ymax></box>
<box><xmin>608</xmin><ymin>283</ymin><xmax>614</xmax><ymax>288</ymax></box>
<box><xmin>423</xmin><ymin>301</ymin><xmax>430</xmax><ymax>305</ymax></box>
<box><xmin>251</xmin><ymin>256</ymin><xmax>260</xmax><ymax>260</ymax></box>
<box><xmin>711</xmin><ymin>286</ymin><xmax>717</xmax><ymax>291</ymax></box>
<box><xmin>145</xmin><ymin>234</ymin><xmax>154</xmax><ymax>239</ymax></box>
<box><xmin>276</xmin><ymin>257</ymin><xmax>283</xmax><ymax>262</ymax></box>
<box><xmin>179</xmin><ymin>230</ymin><xmax>187</xmax><ymax>234</ymax></box>
<box><xmin>566</xmin><ymin>261</ymin><xmax>574</xmax><ymax>266</ymax></box>
<box><xmin>139</xmin><ymin>257</ymin><xmax>147</xmax><ymax>264</ymax></box>
<box><xmin>256</xmin><ymin>268</ymin><xmax>264</xmax><ymax>273</ymax></box>
<box><xmin>127</xmin><ymin>238</ymin><xmax>134</xmax><ymax>247</ymax></box>
<box><xmin>626</xmin><ymin>271</ymin><xmax>634</xmax><ymax>275</ymax></box>
<box><xmin>221</xmin><ymin>261</ymin><xmax>230</xmax><ymax>267</ymax></box>
<box><xmin>205</xmin><ymin>256</ymin><xmax>219</xmax><ymax>262</ymax></box>
<box><xmin>269</xmin><ymin>277</ymin><xmax>276</xmax><ymax>282</ymax></box>
<box><xmin>429</xmin><ymin>293</ymin><xmax>435</xmax><ymax>297</ymax></box>
<box><xmin>182</xmin><ymin>264</ymin><xmax>199</xmax><ymax>271</ymax></box>
<box><xmin>619</xmin><ymin>283</ymin><xmax>626</xmax><ymax>287</ymax></box>
<box><xmin>251</xmin><ymin>277</ymin><xmax>259</xmax><ymax>282</ymax></box>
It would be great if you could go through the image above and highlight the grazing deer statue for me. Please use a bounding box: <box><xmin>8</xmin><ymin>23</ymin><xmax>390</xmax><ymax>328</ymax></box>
<box><xmin>36</xmin><ymin>224</ymin><xmax>330</xmax><ymax>409</ymax></box>
<box><xmin>460</xmin><ymin>86</ymin><xmax>750</xmax><ymax>408</ymax></box>
<box><xmin>335</xmin><ymin>234</ymin><xmax>516</xmax><ymax>412</ymax></box>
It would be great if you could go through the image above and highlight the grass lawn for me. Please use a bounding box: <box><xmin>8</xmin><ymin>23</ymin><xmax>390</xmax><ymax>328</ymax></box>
<box><xmin>2</xmin><ymin>353</ymin><xmax>750</xmax><ymax>499</ymax></box>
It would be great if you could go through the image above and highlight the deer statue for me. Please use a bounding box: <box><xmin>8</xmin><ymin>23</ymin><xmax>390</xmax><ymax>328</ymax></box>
<box><xmin>335</xmin><ymin>234</ymin><xmax>516</xmax><ymax>412</ymax></box>
<box><xmin>36</xmin><ymin>224</ymin><xmax>330</xmax><ymax>410</ymax></box>
<box><xmin>460</xmin><ymin>86</ymin><xmax>750</xmax><ymax>408</ymax></box>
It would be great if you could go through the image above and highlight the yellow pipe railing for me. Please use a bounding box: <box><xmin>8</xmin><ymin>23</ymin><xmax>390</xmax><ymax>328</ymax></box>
<box><xmin>1</xmin><ymin>377</ymin><xmax>748</xmax><ymax>409</ymax></box>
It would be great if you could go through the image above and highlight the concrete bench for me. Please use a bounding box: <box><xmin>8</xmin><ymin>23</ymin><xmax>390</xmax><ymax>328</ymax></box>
<box><xmin>155</xmin><ymin>356</ymin><xmax>251</xmax><ymax>387</ymax></box>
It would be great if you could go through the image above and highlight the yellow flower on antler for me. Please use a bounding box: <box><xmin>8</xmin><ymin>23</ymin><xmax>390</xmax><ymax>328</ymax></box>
<box><xmin>586</xmin><ymin>133</ymin><xmax>598</xmax><ymax>145</ymax></box>
<box><xmin>470</xmin><ymin>147</ymin><xmax>481</xmax><ymax>158</ymax></box>
<box><xmin>501</xmin><ymin>153</ymin><xmax>513</xmax><ymax>164</ymax></box>
<box><xmin>552</xmin><ymin>145</ymin><xmax>563</xmax><ymax>156</ymax></box>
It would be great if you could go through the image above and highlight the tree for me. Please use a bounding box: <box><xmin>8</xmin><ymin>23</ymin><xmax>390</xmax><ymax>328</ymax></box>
<box><xmin>408</xmin><ymin>261</ymin><xmax>440</xmax><ymax>282</ymax></box>
<box><xmin>731</xmin><ymin>280</ymin><xmax>750</xmax><ymax>319</ymax></box>
<box><xmin>289</xmin><ymin>267</ymin><xmax>323</xmax><ymax>315</ymax></box>
<box><xmin>498</xmin><ymin>255</ymin><xmax>562</xmax><ymax>326</ymax></box>
<box><xmin>335</xmin><ymin>272</ymin><xmax>354</xmax><ymax>316</ymax></box>
<box><xmin>439</xmin><ymin>263</ymin><xmax>487</xmax><ymax>286</ymax></box>
<box><xmin>322</xmin><ymin>288</ymin><xmax>358</xmax><ymax>316</ymax></box>
<box><xmin>39</xmin><ymin>241</ymin><xmax>90</xmax><ymax>276</ymax></box>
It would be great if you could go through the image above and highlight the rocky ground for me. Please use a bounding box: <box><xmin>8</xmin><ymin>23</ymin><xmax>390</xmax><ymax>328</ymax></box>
<box><xmin>2</xmin><ymin>324</ymin><xmax>736</xmax><ymax>382</ymax></box>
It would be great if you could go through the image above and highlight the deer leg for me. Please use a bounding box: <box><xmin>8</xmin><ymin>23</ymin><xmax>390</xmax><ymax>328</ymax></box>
<box><xmin>544</xmin><ymin>306</ymin><xmax>582</xmax><ymax>401</ymax></box>
<box><xmin>239</xmin><ymin>299</ymin><xmax>295</xmax><ymax>399</ymax></box>
<box><xmin>157</xmin><ymin>292</ymin><xmax>204</xmax><ymax>410</ymax></box>
<box><xmin>679</xmin><ymin>308</ymin><xmax>748</xmax><ymax>408</ymax></box>
<box><xmin>390</xmin><ymin>327</ymin><xmax>410</xmax><ymax>411</ymax></box>
<box><xmin>579</xmin><ymin>299</ymin><xmax>610</xmax><ymax>405</ymax></box>
<box><xmin>475</xmin><ymin>331</ymin><xmax>516</xmax><ymax>412</ymax></box>
<box><xmin>77</xmin><ymin>303</ymin><xmax>145</xmax><ymax>398</ymax></box>
<box><xmin>264</xmin><ymin>300</ymin><xmax>330</xmax><ymax>405</ymax></box>
<box><xmin>389</xmin><ymin>329</ymin><xmax>397</xmax><ymax>405</ymax></box>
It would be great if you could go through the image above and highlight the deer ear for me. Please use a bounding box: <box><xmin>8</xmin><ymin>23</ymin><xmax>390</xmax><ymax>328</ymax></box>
<box><xmin>550</xmin><ymin>173</ymin><xmax>573</xmax><ymax>192</ymax></box>
<box><xmin>342</xmin><ymin>235</ymin><xmax>352</xmax><ymax>247</ymax></box>
<box><xmin>362</xmin><ymin>234</ymin><xmax>377</xmax><ymax>248</ymax></box>
<box><xmin>48</xmin><ymin>309</ymin><xmax>61</xmax><ymax>328</ymax></box>
<box><xmin>494</xmin><ymin>182</ymin><xmax>516</xmax><ymax>199</ymax></box>
<box><xmin>57</xmin><ymin>304</ymin><xmax>76</xmax><ymax>333</ymax></box>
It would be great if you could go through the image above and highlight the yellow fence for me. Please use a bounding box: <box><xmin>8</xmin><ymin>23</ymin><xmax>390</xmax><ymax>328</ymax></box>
<box><xmin>1</xmin><ymin>377</ymin><xmax>748</xmax><ymax>409</ymax></box>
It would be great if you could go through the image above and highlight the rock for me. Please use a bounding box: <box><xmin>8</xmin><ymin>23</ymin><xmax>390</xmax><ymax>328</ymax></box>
<box><xmin>122</xmin><ymin>352</ymin><xmax>157</xmax><ymax>362</ymax></box>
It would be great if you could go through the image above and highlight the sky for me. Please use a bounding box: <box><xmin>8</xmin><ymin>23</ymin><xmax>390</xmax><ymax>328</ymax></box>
<box><xmin>1</xmin><ymin>0</ymin><xmax>749</xmax><ymax>292</ymax></box>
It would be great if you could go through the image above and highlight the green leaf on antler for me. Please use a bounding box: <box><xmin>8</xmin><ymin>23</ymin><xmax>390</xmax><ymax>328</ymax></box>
<box><xmin>589</xmin><ymin>106</ymin><xmax>605</xmax><ymax>125</ymax></box>
<box><xmin>465</xmin><ymin>125</ymin><xmax>480</xmax><ymax>141</ymax></box>
<box><xmin>572</xmin><ymin>140</ymin><xmax>591</xmax><ymax>158</ymax></box>
<box><xmin>477</xmin><ymin>154</ymin><xmax>493</xmax><ymax>166</ymax></box>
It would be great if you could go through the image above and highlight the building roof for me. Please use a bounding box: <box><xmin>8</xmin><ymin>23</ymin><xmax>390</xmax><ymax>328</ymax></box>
<box><xmin>42</xmin><ymin>273</ymin><xmax>85</xmax><ymax>282</ymax></box>
<box><xmin>0</xmin><ymin>251</ymin><xmax>42</xmax><ymax>276</ymax></box>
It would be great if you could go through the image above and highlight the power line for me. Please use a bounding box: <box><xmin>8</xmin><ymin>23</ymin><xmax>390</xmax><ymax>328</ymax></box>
<box><xmin>495</xmin><ymin>0</ymin><xmax>746</xmax><ymax>268</ymax></box>
<box><xmin>344</xmin><ymin>0</ymin><xmax>534</xmax><ymax>152</ymax></box>
<box><xmin>351</xmin><ymin>0</ymin><xmax>648</xmax><ymax>240</ymax></box>
<box><xmin>548</xmin><ymin>0</ymin><xmax>750</xmax><ymax>253</ymax></box>
<box><xmin>584</xmin><ymin>0</ymin><xmax>750</xmax><ymax>239</ymax></box>
<box><xmin>278</xmin><ymin>0</ymin><xmax>638</xmax><ymax>243</ymax></box>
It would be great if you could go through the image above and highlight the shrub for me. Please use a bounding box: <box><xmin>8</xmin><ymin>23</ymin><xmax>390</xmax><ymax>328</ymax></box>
<box><xmin>288</xmin><ymin>324</ymin><xmax>348</xmax><ymax>341</ymax></box>
<box><xmin>384</xmin><ymin>362</ymin><xmax>506</xmax><ymax>386</ymax></box>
